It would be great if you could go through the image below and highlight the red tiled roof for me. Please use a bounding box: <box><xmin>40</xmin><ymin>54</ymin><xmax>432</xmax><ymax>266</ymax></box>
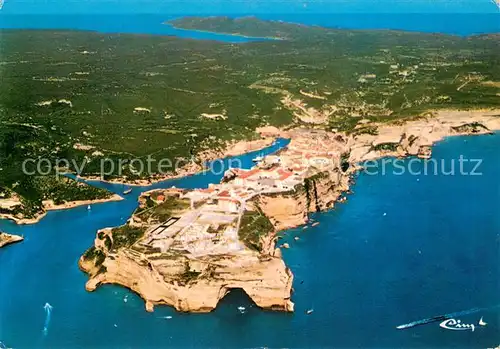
<box><xmin>218</xmin><ymin>190</ymin><xmax>230</xmax><ymax>197</ymax></box>
<box><xmin>218</xmin><ymin>198</ymin><xmax>240</xmax><ymax>204</ymax></box>
<box><xmin>238</xmin><ymin>168</ymin><xmax>260</xmax><ymax>179</ymax></box>
<box><xmin>276</xmin><ymin>168</ymin><xmax>293</xmax><ymax>181</ymax></box>
<box><xmin>279</xmin><ymin>172</ymin><xmax>293</xmax><ymax>181</ymax></box>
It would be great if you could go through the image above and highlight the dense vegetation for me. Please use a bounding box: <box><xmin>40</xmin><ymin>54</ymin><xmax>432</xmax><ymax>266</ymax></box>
<box><xmin>451</xmin><ymin>122</ymin><xmax>489</xmax><ymax>133</ymax></box>
<box><xmin>134</xmin><ymin>194</ymin><xmax>190</xmax><ymax>222</ymax></box>
<box><xmin>0</xmin><ymin>123</ymin><xmax>112</xmax><ymax>217</ymax></box>
<box><xmin>239</xmin><ymin>209</ymin><xmax>275</xmax><ymax>251</ymax></box>
<box><xmin>1</xmin><ymin>17</ymin><xmax>499</xmax><ymax>216</ymax></box>
<box><xmin>108</xmin><ymin>225</ymin><xmax>146</xmax><ymax>250</ymax></box>
<box><xmin>83</xmin><ymin>246</ymin><xmax>106</xmax><ymax>266</ymax></box>
<box><xmin>372</xmin><ymin>143</ymin><xmax>400</xmax><ymax>152</ymax></box>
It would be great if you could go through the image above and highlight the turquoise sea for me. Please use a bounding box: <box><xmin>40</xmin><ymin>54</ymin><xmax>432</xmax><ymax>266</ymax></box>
<box><xmin>1</xmin><ymin>2</ymin><xmax>500</xmax><ymax>347</ymax></box>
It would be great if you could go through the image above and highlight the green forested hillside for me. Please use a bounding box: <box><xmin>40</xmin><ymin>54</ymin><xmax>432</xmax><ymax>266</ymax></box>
<box><xmin>0</xmin><ymin>17</ymin><xmax>499</xmax><ymax>217</ymax></box>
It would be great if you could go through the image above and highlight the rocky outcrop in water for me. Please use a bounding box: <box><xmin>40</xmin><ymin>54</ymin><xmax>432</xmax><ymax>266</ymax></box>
<box><xmin>0</xmin><ymin>232</ymin><xmax>24</xmax><ymax>249</ymax></box>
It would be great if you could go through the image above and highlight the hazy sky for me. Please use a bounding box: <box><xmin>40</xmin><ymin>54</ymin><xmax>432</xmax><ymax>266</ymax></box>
<box><xmin>1</xmin><ymin>0</ymin><xmax>498</xmax><ymax>14</ymax></box>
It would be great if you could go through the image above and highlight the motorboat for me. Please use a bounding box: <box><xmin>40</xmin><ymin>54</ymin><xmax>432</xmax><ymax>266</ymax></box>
<box><xmin>252</xmin><ymin>155</ymin><xmax>264</xmax><ymax>163</ymax></box>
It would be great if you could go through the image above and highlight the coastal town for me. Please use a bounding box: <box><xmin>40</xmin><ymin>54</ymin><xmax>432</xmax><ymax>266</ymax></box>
<box><xmin>78</xmin><ymin>128</ymin><xmax>352</xmax><ymax>313</ymax></box>
<box><xmin>128</xmin><ymin>128</ymin><xmax>346</xmax><ymax>257</ymax></box>
<box><xmin>79</xmin><ymin>109</ymin><xmax>500</xmax><ymax>313</ymax></box>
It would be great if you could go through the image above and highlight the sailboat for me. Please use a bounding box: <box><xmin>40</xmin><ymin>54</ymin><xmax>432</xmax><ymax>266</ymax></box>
<box><xmin>478</xmin><ymin>317</ymin><xmax>487</xmax><ymax>326</ymax></box>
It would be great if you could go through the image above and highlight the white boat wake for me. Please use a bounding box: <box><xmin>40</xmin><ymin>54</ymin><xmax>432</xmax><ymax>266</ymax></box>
<box><xmin>43</xmin><ymin>303</ymin><xmax>53</xmax><ymax>336</ymax></box>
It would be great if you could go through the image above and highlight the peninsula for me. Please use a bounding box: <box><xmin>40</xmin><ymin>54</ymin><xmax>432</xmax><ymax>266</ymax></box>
<box><xmin>0</xmin><ymin>180</ymin><xmax>122</xmax><ymax>225</ymax></box>
<box><xmin>80</xmin><ymin>109</ymin><xmax>500</xmax><ymax>312</ymax></box>
<box><xmin>0</xmin><ymin>232</ymin><xmax>24</xmax><ymax>249</ymax></box>
<box><xmin>1</xmin><ymin>17</ymin><xmax>499</xmax><ymax>221</ymax></box>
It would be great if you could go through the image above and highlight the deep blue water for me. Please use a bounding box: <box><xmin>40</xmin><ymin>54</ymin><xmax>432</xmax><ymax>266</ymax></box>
<box><xmin>1</xmin><ymin>134</ymin><xmax>499</xmax><ymax>348</ymax></box>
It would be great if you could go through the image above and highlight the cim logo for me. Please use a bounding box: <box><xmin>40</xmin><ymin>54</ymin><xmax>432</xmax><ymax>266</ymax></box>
<box><xmin>439</xmin><ymin>316</ymin><xmax>488</xmax><ymax>332</ymax></box>
<box><xmin>439</xmin><ymin>319</ymin><xmax>476</xmax><ymax>332</ymax></box>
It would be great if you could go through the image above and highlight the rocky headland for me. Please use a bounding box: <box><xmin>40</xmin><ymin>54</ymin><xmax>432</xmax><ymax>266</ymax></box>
<box><xmin>79</xmin><ymin>189</ymin><xmax>294</xmax><ymax>313</ymax></box>
<box><xmin>0</xmin><ymin>232</ymin><xmax>24</xmax><ymax>249</ymax></box>
<box><xmin>80</xmin><ymin>109</ymin><xmax>500</xmax><ymax>313</ymax></box>
<box><xmin>0</xmin><ymin>194</ymin><xmax>124</xmax><ymax>225</ymax></box>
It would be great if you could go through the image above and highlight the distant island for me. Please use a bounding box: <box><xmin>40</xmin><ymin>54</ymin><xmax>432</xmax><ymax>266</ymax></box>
<box><xmin>1</xmin><ymin>16</ymin><xmax>499</xmax><ymax>221</ymax></box>
<box><xmin>80</xmin><ymin>109</ymin><xmax>500</xmax><ymax>312</ymax></box>
<box><xmin>168</xmin><ymin>16</ymin><xmax>334</xmax><ymax>40</ymax></box>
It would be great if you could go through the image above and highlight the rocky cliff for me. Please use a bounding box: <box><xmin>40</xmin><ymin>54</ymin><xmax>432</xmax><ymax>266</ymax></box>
<box><xmin>79</xmin><ymin>108</ymin><xmax>500</xmax><ymax>314</ymax></box>
<box><xmin>256</xmin><ymin>168</ymin><xmax>349</xmax><ymax>231</ymax></box>
<box><xmin>79</xmin><ymin>193</ymin><xmax>294</xmax><ymax>313</ymax></box>
<box><xmin>80</xmin><ymin>248</ymin><xmax>293</xmax><ymax>313</ymax></box>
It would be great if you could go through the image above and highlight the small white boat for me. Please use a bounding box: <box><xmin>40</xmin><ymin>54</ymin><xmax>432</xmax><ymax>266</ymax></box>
<box><xmin>252</xmin><ymin>155</ymin><xmax>264</xmax><ymax>163</ymax></box>
<box><xmin>306</xmin><ymin>309</ymin><xmax>314</xmax><ymax>315</ymax></box>
<box><xmin>238</xmin><ymin>306</ymin><xmax>246</xmax><ymax>312</ymax></box>
<box><xmin>87</xmin><ymin>205</ymin><xmax>91</xmax><ymax>210</ymax></box>
<box><xmin>479</xmin><ymin>317</ymin><xmax>487</xmax><ymax>326</ymax></box>
<box><xmin>123</xmin><ymin>189</ymin><xmax>132</xmax><ymax>195</ymax></box>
